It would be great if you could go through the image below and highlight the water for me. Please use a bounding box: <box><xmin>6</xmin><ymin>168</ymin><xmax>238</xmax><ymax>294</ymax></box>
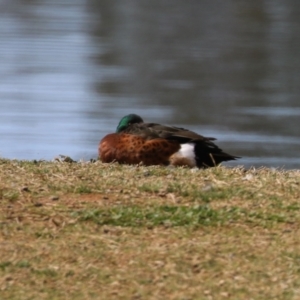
<box><xmin>1</xmin><ymin>0</ymin><xmax>300</xmax><ymax>168</ymax></box>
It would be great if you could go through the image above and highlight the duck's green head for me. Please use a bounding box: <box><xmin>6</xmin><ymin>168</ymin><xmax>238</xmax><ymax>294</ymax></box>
<box><xmin>116</xmin><ymin>114</ymin><xmax>144</xmax><ymax>133</ymax></box>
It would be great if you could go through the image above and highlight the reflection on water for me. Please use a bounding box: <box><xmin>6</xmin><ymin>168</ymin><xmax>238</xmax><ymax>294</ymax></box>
<box><xmin>1</xmin><ymin>1</ymin><xmax>300</xmax><ymax>168</ymax></box>
<box><xmin>238</xmin><ymin>107</ymin><xmax>300</xmax><ymax>117</ymax></box>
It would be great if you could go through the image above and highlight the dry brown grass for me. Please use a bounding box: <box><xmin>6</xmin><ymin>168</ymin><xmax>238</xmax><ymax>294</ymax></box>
<box><xmin>1</xmin><ymin>158</ymin><xmax>300</xmax><ymax>299</ymax></box>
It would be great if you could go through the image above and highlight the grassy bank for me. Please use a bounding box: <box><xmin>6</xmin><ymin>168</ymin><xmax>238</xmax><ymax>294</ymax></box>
<box><xmin>1</xmin><ymin>158</ymin><xmax>300</xmax><ymax>299</ymax></box>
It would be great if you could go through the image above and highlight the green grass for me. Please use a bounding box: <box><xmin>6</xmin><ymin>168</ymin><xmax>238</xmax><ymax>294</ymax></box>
<box><xmin>73</xmin><ymin>204</ymin><xmax>292</xmax><ymax>228</ymax></box>
<box><xmin>1</xmin><ymin>158</ymin><xmax>300</xmax><ymax>299</ymax></box>
<box><xmin>73</xmin><ymin>205</ymin><xmax>225</xmax><ymax>227</ymax></box>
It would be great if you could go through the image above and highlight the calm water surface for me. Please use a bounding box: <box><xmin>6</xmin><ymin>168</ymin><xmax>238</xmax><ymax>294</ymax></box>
<box><xmin>1</xmin><ymin>1</ymin><xmax>300</xmax><ymax>168</ymax></box>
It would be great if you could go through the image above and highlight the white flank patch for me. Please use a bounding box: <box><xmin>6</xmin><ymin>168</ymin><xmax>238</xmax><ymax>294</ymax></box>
<box><xmin>175</xmin><ymin>143</ymin><xmax>196</xmax><ymax>167</ymax></box>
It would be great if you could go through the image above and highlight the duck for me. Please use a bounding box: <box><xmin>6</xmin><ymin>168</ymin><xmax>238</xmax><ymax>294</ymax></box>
<box><xmin>99</xmin><ymin>114</ymin><xmax>239</xmax><ymax>168</ymax></box>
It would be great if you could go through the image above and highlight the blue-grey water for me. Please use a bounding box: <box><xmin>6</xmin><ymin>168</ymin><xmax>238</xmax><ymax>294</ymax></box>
<box><xmin>1</xmin><ymin>1</ymin><xmax>300</xmax><ymax>168</ymax></box>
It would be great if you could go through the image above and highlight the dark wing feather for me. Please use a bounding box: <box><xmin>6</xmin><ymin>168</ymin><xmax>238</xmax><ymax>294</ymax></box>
<box><xmin>123</xmin><ymin>122</ymin><xmax>217</xmax><ymax>142</ymax></box>
<box><xmin>122</xmin><ymin>122</ymin><xmax>239</xmax><ymax>168</ymax></box>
